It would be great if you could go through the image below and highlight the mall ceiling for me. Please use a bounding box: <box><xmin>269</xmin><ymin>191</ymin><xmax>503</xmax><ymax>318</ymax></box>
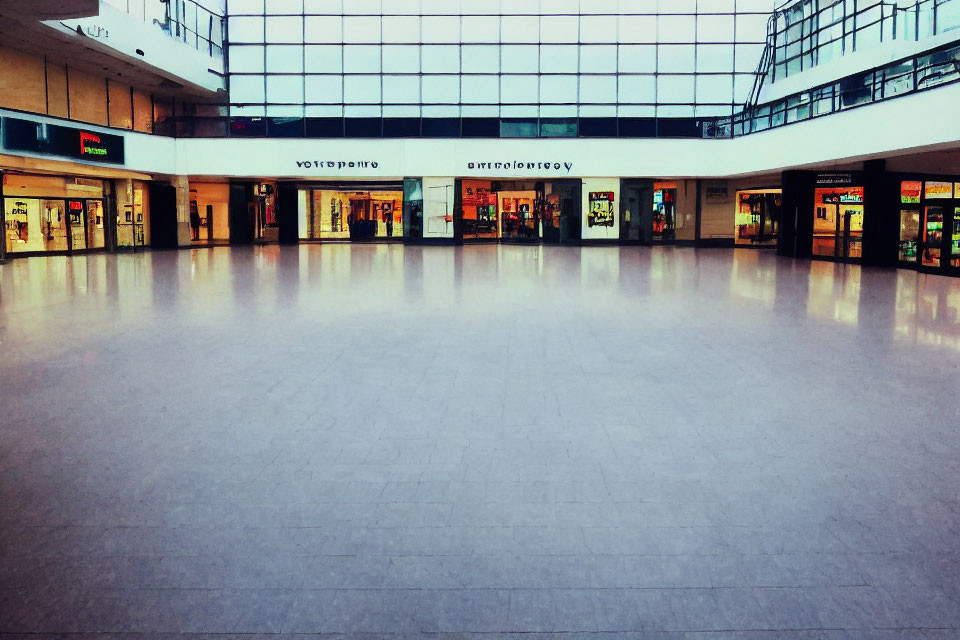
<box><xmin>0</xmin><ymin>1</ymin><xmax>219</xmax><ymax>99</ymax></box>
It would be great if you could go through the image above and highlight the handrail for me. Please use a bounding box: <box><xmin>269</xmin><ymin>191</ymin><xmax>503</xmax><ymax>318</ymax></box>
<box><xmin>102</xmin><ymin>0</ymin><xmax>225</xmax><ymax>57</ymax></box>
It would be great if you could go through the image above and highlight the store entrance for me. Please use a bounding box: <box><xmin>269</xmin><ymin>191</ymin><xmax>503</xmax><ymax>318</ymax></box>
<box><xmin>812</xmin><ymin>185</ymin><xmax>864</xmax><ymax>262</ymax></box>
<box><xmin>897</xmin><ymin>179</ymin><xmax>960</xmax><ymax>273</ymax></box>
<box><xmin>303</xmin><ymin>183</ymin><xmax>404</xmax><ymax>241</ymax></box>
<box><xmin>459</xmin><ymin>179</ymin><xmax>580</xmax><ymax>244</ymax></box>
<box><xmin>620</xmin><ymin>179</ymin><xmax>677</xmax><ymax>244</ymax></box>
<box><xmin>620</xmin><ymin>182</ymin><xmax>653</xmax><ymax>243</ymax></box>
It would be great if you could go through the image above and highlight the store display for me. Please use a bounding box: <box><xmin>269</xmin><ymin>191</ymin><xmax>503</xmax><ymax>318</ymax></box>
<box><xmin>588</xmin><ymin>192</ymin><xmax>615</xmax><ymax>227</ymax></box>
<box><xmin>308</xmin><ymin>188</ymin><xmax>403</xmax><ymax>240</ymax></box>
<box><xmin>899</xmin><ymin>209</ymin><xmax>920</xmax><ymax>262</ymax></box>
<box><xmin>735</xmin><ymin>190</ymin><xmax>782</xmax><ymax>246</ymax></box>
<box><xmin>922</xmin><ymin>206</ymin><xmax>944</xmax><ymax>267</ymax></box>
<box><xmin>813</xmin><ymin>186</ymin><xmax>864</xmax><ymax>260</ymax></box>
<box><xmin>901</xmin><ymin>181</ymin><xmax>922</xmax><ymax>204</ymax></box>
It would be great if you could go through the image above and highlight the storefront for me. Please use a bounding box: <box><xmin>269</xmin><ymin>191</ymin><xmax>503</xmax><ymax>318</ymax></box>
<box><xmin>897</xmin><ymin>177</ymin><xmax>960</xmax><ymax>274</ymax></box>
<box><xmin>811</xmin><ymin>174</ymin><xmax>866</xmax><ymax>263</ymax></box>
<box><xmin>297</xmin><ymin>181</ymin><xmax>404</xmax><ymax>242</ymax></box>
<box><xmin>619</xmin><ymin>179</ymin><xmax>698</xmax><ymax>244</ymax></box>
<box><xmin>458</xmin><ymin>179</ymin><xmax>581</xmax><ymax>244</ymax></box>
<box><xmin>735</xmin><ymin>189</ymin><xmax>781</xmax><ymax>247</ymax></box>
<box><xmin>3</xmin><ymin>173</ymin><xmax>108</xmax><ymax>256</ymax></box>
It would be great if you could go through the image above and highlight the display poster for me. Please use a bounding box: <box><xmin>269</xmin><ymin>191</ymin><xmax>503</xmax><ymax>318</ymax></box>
<box><xmin>925</xmin><ymin>181</ymin><xmax>953</xmax><ymax>199</ymax></box>
<box><xmin>901</xmin><ymin>181</ymin><xmax>922</xmax><ymax>204</ymax></box>
<box><xmin>588</xmin><ymin>192</ymin><xmax>615</xmax><ymax>227</ymax></box>
<box><xmin>956</xmin><ymin>183</ymin><xmax>960</xmax><ymax>199</ymax></box>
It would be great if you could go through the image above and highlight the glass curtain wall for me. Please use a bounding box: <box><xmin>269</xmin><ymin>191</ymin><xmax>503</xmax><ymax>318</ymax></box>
<box><xmin>225</xmin><ymin>0</ymin><xmax>775</xmax><ymax>137</ymax></box>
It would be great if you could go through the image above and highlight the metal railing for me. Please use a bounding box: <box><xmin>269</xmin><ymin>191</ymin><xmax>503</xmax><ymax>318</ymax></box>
<box><xmin>767</xmin><ymin>0</ymin><xmax>960</xmax><ymax>83</ymax></box>
<box><xmin>708</xmin><ymin>39</ymin><xmax>960</xmax><ymax>137</ymax></box>
<box><xmin>101</xmin><ymin>0</ymin><xmax>225</xmax><ymax>57</ymax></box>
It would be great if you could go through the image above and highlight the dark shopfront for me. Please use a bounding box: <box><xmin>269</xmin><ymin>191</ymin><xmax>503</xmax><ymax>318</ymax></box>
<box><xmin>456</xmin><ymin>178</ymin><xmax>582</xmax><ymax>245</ymax></box>
<box><xmin>896</xmin><ymin>176</ymin><xmax>960</xmax><ymax>275</ymax></box>
<box><xmin>779</xmin><ymin>161</ymin><xmax>960</xmax><ymax>277</ymax></box>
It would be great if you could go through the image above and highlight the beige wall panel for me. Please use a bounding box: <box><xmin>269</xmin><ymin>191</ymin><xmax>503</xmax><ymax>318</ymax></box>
<box><xmin>45</xmin><ymin>62</ymin><xmax>69</xmax><ymax>118</ymax></box>
<box><xmin>132</xmin><ymin>90</ymin><xmax>153</xmax><ymax>133</ymax></box>
<box><xmin>67</xmin><ymin>68</ymin><xmax>108</xmax><ymax>125</ymax></box>
<box><xmin>0</xmin><ymin>46</ymin><xmax>47</xmax><ymax>114</ymax></box>
<box><xmin>108</xmin><ymin>81</ymin><xmax>133</xmax><ymax>129</ymax></box>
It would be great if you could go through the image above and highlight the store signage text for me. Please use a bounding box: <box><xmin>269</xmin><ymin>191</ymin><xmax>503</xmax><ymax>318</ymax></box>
<box><xmin>1</xmin><ymin>117</ymin><xmax>124</xmax><ymax>164</ymax></box>
<box><xmin>80</xmin><ymin>132</ymin><xmax>108</xmax><ymax>157</ymax></box>
<box><xmin>296</xmin><ymin>160</ymin><xmax>379</xmax><ymax>170</ymax></box>
<box><xmin>467</xmin><ymin>161</ymin><xmax>574</xmax><ymax>173</ymax></box>
<box><xmin>816</xmin><ymin>173</ymin><xmax>854</xmax><ymax>186</ymax></box>
<box><xmin>82</xmin><ymin>25</ymin><xmax>109</xmax><ymax>39</ymax></box>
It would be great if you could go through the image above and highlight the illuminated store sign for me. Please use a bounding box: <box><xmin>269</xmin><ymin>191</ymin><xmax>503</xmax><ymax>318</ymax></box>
<box><xmin>0</xmin><ymin>117</ymin><xmax>124</xmax><ymax>164</ymax></box>
<box><xmin>901</xmin><ymin>181</ymin><xmax>922</xmax><ymax>204</ymax></box>
<box><xmin>821</xmin><ymin>187</ymin><xmax>863</xmax><ymax>204</ymax></box>
<box><xmin>925</xmin><ymin>181</ymin><xmax>953</xmax><ymax>199</ymax></box>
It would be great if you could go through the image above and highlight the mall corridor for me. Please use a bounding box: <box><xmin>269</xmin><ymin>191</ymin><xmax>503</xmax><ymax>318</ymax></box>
<box><xmin>1</xmin><ymin>245</ymin><xmax>959</xmax><ymax>636</ymax></box>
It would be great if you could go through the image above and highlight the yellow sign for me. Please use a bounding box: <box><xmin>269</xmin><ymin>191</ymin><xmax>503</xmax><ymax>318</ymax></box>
<box><xmin>925</xmin><ymin>181</ymin><xmax>952</xmax><ymax>199</ymax></box>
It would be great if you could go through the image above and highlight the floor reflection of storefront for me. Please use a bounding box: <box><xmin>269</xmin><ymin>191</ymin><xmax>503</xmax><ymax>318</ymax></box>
<box><xmin>806</xmin><ymin>261</ymin><xmax>862</xmax><ymax>325</ymax></box>
<box><xmin>3</xmin><ymin>174</ymin><xmax>108</xmax><ymax>255</ymax></box>
<box><xmin>897</xmin><ymin>178</ymin><xmax>960</xmax><ymax>275</ymax></box>
<box><xmin>895</xmin><ymin>270</ymin><xmax>960</xmax><ymax>351</ymax></box>
<box><xmin>459</xmin><ymin>179</ymin><xmax>580</xmax><ymax>244</ymax></box>
<box><xmin>297</xmin><ymin>182</ymin><xmax>403</xmax><ymax>242</ymax></box>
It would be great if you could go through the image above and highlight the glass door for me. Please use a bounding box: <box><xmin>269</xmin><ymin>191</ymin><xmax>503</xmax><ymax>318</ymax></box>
<box><xmin>67</xmin><ymin>200</ymin><xmax>87</xmax><ymax>251</ymax></box>
<box><xmin>921</xmin><ymin>206</ymin><xmax>944</xmax><ymax>268</ymax></box>
<box><xmin>899</xmin><ymin>209</ymin><xmax>920</xmax><ymax>264</ymax></box>
<box><xmin>652</xmin><ymin>182</ymin><xmax>677</xmax><ymax>243</ymax></box>
<box><xmin>41</xmin><ymin>199</ymin><xmax>68</xmax><ymax>251</ymax></box>
<box><xmin>86</xmin><ymin>200</ymin><xmax>105</xmax><ymax>249</ymax></box>
<box><xmin>951</xmin><ymin>207</ymin><xmax>960</xmax><ymax>268</ymax></box>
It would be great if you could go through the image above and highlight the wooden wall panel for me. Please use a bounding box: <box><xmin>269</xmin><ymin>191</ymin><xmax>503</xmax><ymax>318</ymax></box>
<box><xmin>67</xmin><ymin>67</ymin><xmax>108</xmax><ymax>125</ymax></box>
<box><xmin>0</xmin><ymin>46</ymin><xmax>47</xmax><ymax>114</ymax></box>
<box><xmin>45</xmin><ymin>61</ymin><xmax>69</xmax><ymax>118</ymax></box>
<box><xmin>108</xmin><ymin>81</ymin><xmax>133</xmax><ymax>129</ymax></box>
<box><xmin>132</xmin><ymin>89</ymin><xmax>154</xmax><ymax>133</ymax></box>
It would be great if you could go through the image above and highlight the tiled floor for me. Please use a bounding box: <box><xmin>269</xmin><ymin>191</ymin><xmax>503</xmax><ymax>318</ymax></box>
<box><xmin>1</xmin><ymin>244</ymin><xmax>959</xmax><ymax>639</ymax></box>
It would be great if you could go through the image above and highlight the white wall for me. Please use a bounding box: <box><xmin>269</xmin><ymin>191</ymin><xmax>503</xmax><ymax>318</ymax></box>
<box><xmin>581</xmin><ymin>178</ymin><xmax>620</xmax><ymax>241</ymax></box>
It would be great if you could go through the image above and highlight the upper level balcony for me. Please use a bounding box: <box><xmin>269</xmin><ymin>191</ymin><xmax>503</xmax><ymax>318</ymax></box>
<box><xmin>0</xmin><ymin>0</ymin><xmax>226</xmax><ymax>101</ymax></box>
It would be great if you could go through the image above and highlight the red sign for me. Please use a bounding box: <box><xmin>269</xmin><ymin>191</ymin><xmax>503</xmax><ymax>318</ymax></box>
<box><xmin>69</xmin><ymin>201</ymin><xmax>84</xmax><ymax>211</ymax></box>
<box><xmin>590</xmin><ymin>192</ymin><xmax>615</xmax><ymax>203</ymax></box>
<box><xmin>79</xmin><ymin>132</ymin><xmax>108</xmax><ymax>157</ymax></box>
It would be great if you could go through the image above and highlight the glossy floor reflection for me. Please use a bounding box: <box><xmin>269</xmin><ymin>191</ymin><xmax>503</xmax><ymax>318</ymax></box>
<box><xmin>1</xmin><ymin>245</ymin><xmax>959</xmax><ymax>639</ymax></box>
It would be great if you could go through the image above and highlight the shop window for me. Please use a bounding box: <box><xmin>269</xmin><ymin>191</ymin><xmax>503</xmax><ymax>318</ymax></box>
<box><xmin>305</xmin><ymin>117</ymin><xmax>344</xmax><ymax>137</ymax></box>
<box><xmin>735</xmin><ymin>190</ymin><xmax>782</xmax><ymax>247</ymax></box>
<box><xmin>230</xmin><ymin>117</ymin><xmax>267</xmax><ymax>137</ymax></box>
<box><xmin>657</xmin><ymin>118</ymin><xmax>700</xmax><ymax>138</ymax></box>
<box><xmin>421</xmin><ymin>117</ymin><xmax>460</xmax><ymax>137</ymax></box>
<box><xmin>383</xmin><ymin>117</ymin><xmax>420</xmax><ymax>137</ymax></box>
<box><xmin>461</xmin><ymin>118</ymin><xmax>499</xmax><ymax>137</ymax></box>
<box><xmin>344</xmin><ymin>117</ymin><xmax>382</xmax><ymax>137</ymax></box>
<box><xmin>306</xmin><ymin>188</ymin><xmax>403</xmax><ymax>240</ymax></box>
<box><xmin>813</xmin><ymin>186</ymin><xmax>865</xmax><ymax>261</ymax></box>
<box><xmin>540</xmin><ymin>118</ymin><xmax>577</xmax><ymax>137</ymax></box>
<box><xmin>615</xmin><ymin>117</ymin><xmax>653</xmax><ymax>137</ymax></box>
<box><xmin>580</xmin><ymin>117</ymin><xmax>618</xmax><ymax>137</ymax></box>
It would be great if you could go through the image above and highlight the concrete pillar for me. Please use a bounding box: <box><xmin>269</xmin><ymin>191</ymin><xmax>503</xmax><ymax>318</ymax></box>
<box><xmin>174</xmin><ymin>175</ymin><xmax>192</xmax><ymax>247</ymax></box>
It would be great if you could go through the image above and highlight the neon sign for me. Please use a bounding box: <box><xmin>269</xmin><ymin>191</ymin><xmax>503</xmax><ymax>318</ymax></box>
<box><xmin>80</xmin><ymin>132</ymin><xmax>108</xmax><ymax>157</ymax></box>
